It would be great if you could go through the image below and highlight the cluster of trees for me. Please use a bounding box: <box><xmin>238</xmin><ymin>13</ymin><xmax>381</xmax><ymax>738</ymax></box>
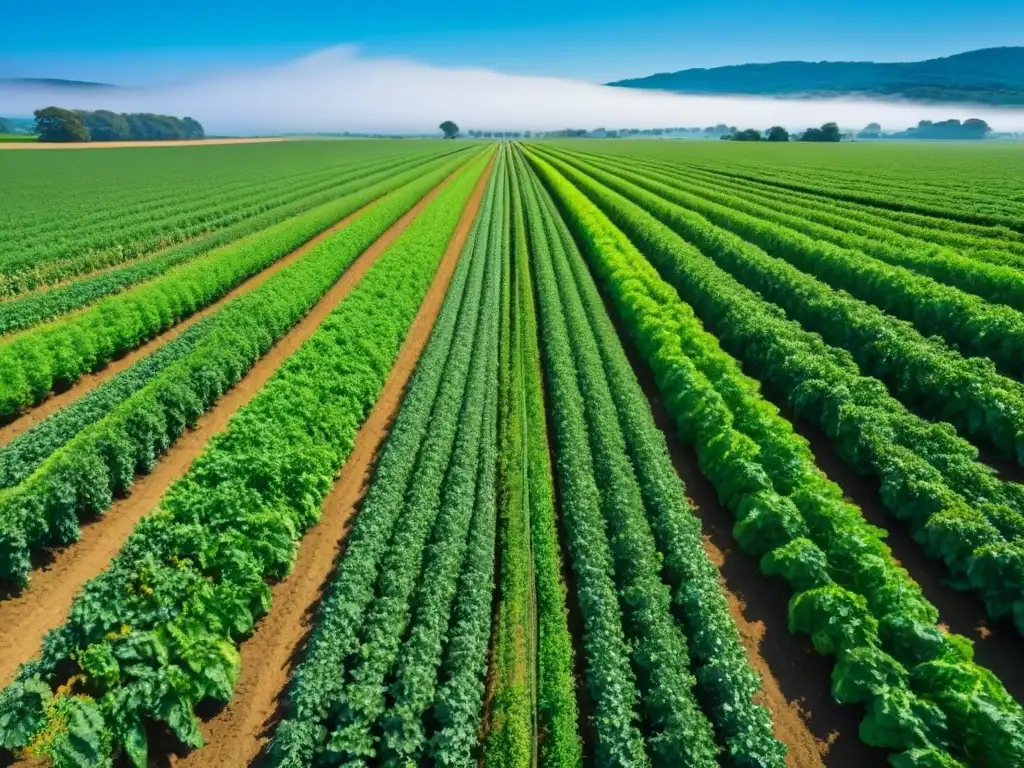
<box><xmin>718</xmin><ymin>123</ymin><xmax>839</xmax><ymax>142</ymax></box>
<box><xmin>721</xmin><ymin>126</ymin><xmax>792</xmax><ymax>142</ymax></box>
<box><xmin>33</xmin><ymin>107</ymin><xmax>205</xmax><ymax>143</ymax></box>
<box><xmin>469</xmin><ymin>130</ymin><xmax>531</xmax><ymax>138</ymax></box>
<box><xmin>461</xmin><ymin>126</ymin><xmax>740</xmax><ymax>139</ymax></box>
<box><xmin>858</xmin><ymin>118</ymin><xmax>992</xmax><ymax>140</ymax></box>
<box><xmin>446</xmin><ymin>119</ymin><xmax>1001</xmax><ymax>144</ymax></box>
<box><xmin>798</xmin><ymin>122</ymin><xmax>842</xmax><ymax>141</ymax></box>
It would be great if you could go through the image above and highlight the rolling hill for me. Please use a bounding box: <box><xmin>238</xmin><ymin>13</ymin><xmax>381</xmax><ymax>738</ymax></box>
<box><xmin>608</xmin><ymin>47</ymin><xmax>1024</xmax><ymax>106</ymax></box>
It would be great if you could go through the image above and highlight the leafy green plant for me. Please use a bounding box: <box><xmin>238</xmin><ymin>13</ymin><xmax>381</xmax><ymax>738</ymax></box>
<box><xmin>527</xmin><ymin>147</ymin><xmax>1024</xmax><ymax>768</ymax></box>
<box><xmin>0</xmin><ymin>150</ymin><xmax>491</xmax><ymax>767</ymax></box>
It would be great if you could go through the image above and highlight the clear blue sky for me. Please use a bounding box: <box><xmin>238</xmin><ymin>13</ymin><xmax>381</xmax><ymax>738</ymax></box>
<box><xmin>2</xmin><ymin>0</ymin><xmax>1021</xmax><ymax>84</ymax></box>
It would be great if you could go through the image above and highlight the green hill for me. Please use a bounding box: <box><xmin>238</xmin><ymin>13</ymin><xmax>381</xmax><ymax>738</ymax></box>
<box><xmin>608</xmin><ymin>47</ymin><xmax>1024</xmax><ymax>106</ymax></box>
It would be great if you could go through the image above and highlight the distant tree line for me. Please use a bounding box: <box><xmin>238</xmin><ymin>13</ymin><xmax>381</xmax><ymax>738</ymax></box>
<box><xmin>717</xmin><ymin>123</ymin><xmax>839</xmax><ymax>142</ymax></box>
<box><xmin>33</xmin><ymin>107</ymin><xmax>205</xmax><ymax>143</ymax></box>
<box><xmin>857</xmin><ymin>118</ymin><xmax>991</xmax><ymax>140</ymax></box>
<box><xmin>438</xmin><ymin>118</ymin><xmax>999</xmax><ymax>143</ymax></box>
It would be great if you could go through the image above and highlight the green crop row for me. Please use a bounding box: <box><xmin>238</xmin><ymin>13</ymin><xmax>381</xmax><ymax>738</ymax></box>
<box><xmin>0</xmin><ymin>148</ymin><xmax>458</xmax><ymax>296</ymax></box>
<box><xmin>538</xmin><ymin>148</ymin><xmax>1024</xmax><ymax>472</ymax></box>
<box><xmin>0</xmin><ymin>151</ymin><xmax>468</xmax><ymax>419</ymax></box>
<box><xmin>0</xmin><ymin>148</ymin><xmax>467</xmax><ymax>332</ymax></box>
<box><xmin>520</xmin><ymin>147</ymin><xmax>786</xmax><ymax>767</ymax></box>
<box><xmin>0</xmin><ymin>150</ymin><xmax>490</xmax><ymax>768</ymax></box>
<box><xmin>579</xmin><ymin>150</ymin><xmax>1024</xmax><ymax>311</ymax></box>
<box><xmin>488</xmin><ymin>150</ymin><xmax>585</xmax><ymax>768</ymax></box>
<box><xmin>0</xmin><ymin>152</ymin><xmax>477</xmax><ymax>588</ymax></box>
<box><xmin>487</xmin><ymin>153</ymin><xmax>538</xmax><ymax>768</ymax></box>
<box><xmin>696</xmin><ymin>163</ymin><xmax>1023</xmax><ymax>232</ymax></box>
<box><xmin>526</xmin><ymin>147</ymin><xmax>1024</xmax><ymax>768</ymax></box>
<box><xmin>562</xmin><ymin>152</ymin><xmax>1024</xmax><ymax>384</ymax></box>
<box><xmin>525</xmin><ymin>146</ymin><xmax>648</xmax><ymax>767</ymax></box>
<box><xmin>654</xmin><ymin>160</ymin><xmax>1024</xmax><ymax>266</ymax></box>
<box><xmin>558</xmin><ymin>140</ymin><xmax>1024</xmax><ymax>233</ymax></box>
<box><xmin>0</xmin><ymin>317</ymin><xmax>215</xmax><ymax>490</ymax></box>
<box><xmin>320</xmin><ymin>154</ymin><xmax>502</xmax><ymax>768</ymax></box>
<box><xmin>267</xmin><ymin>149</ymin><xmax>499</xmax><ymax>767</ymax></box>
<box><xmin>535</xmin><ymin>147</ymin><xmax>1024</xmax><ymax>631</ymax></box>
<box><xmin>521</xmin><ymin>148</ymin><xmax>785</xmax><ymax>767</ymax></box>
<box><xmin>0</xmin><ymin>142</ymin><xmax>454</xmax><ymax>283</ymax></box>
<box><xmin>424</xmin><ymin>163</ymin><xmax>502</xmax><ymax>768</ymax></box>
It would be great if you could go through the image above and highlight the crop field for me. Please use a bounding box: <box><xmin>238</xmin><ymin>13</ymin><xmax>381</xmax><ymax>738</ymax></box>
<box><xmin>0</xmin><ymin>137</ymin><xmax>1022</xmax><ymax>768</ymax></box>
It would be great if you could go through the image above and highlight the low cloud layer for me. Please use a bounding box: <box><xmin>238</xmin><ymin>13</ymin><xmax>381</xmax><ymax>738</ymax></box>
<box><xmin>3</xmin><ymin>46</ymin><xmax>1023</xmax><ymax>135</ymax></box>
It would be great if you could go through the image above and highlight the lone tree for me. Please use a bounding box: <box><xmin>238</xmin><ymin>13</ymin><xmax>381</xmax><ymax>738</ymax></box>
<box><xmin>34</xmin><ymin>107</ymin><xmax>89</xmax><ymax>142</ymax></box>
<box><xmin>439</xmin><ymin>120</ymin><xmax>460</xmax><ymax>139</ymax></box>
<box><xmin>766</xmin><ymin>126</ymin><xmax>790</xmax><ymax>142</ymax></box>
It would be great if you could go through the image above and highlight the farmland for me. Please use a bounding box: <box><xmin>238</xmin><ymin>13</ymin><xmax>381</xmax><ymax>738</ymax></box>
<box><xmin>0</xmin><ymin>137</ymin><xmax>1022</xmax><ymax>768</ymax></box>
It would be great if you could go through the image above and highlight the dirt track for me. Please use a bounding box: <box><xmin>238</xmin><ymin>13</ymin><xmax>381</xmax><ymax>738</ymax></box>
<box><xmin>0</xmin><ymin>161</ymin><xmax>477</xmax><ymax>689</ymax></box>
<box><xmin>0</xmin><ymin>138</ymin><xmax>284</xmax><ymax>151</ymax></box>
<box><xmin>169</xmin><ymin>153</ymin><xmax>495</xmax><ymax>768</ymax></box>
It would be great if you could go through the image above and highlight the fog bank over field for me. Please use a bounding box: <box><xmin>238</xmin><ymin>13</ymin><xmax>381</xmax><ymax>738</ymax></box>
<box><xmin>3</xmin><ymin>46</ymin><xmax>1024</xmax><ymax>135</ymax></box>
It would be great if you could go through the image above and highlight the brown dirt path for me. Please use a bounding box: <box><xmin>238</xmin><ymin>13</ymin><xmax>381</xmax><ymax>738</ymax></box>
<box><xmin>168</xmin><ymin>154</ymin><xmax>495</xmax><ymax>768</ymax></box>
<box><xmin>0</xmin><ymin>161</ymin><xmax>479</xmax><ymax>690</ymax></box>
<box><xmin>0</xmin><ymin>138</ymin><xmax>285</xmax><ymax>151</ymax></box>
<box><xmin>0</xmin><ymin>196</ymin><xmax>383</xmax><ymax>447</ymax></box>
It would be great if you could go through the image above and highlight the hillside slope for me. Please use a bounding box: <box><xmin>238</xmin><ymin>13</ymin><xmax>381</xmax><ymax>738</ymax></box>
<box><xmin>609</xmin><ymin>47</ymin><xmax>1024</xmax><ymax>105</ymax></box>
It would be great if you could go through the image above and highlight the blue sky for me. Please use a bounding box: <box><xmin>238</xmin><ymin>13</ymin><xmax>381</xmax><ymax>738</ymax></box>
<box><xmin>2</xmin><ymin>0</ymin><xmax>1021</xmax><ymax>85</ymax></box>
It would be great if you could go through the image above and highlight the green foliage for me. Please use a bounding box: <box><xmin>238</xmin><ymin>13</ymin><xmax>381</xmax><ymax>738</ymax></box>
<box><xmin>267</xmin><ymin>150</ymin><xmax>498</xmax><ymax>766</ymax></box>
<box><xmin>0</xmin><ymin>152</ymin><xmax>491</xmax><ymax>766</ymax></box>
<box><xmin>0</xmin><ymin>149</ymin><xmax>469</xmax><ymax>420</ymax></box>
<box><xmin>526</xmin><ymin>147</ymin><xmax>1024</xmax><ymax>767</ymax></box>
<box><xmin>0</xmin><ymin>152</ymin><xmax>476</xmax><ymax>589</ymax></box>
<box><xmin>0</xmin><ymin>142</ymin><xmax>467</xmax><ymax>298</ymax></box>
<box><xmin>523</xmin><ymin>158</ymin><xmax>650</xmax><ymax>767</ymax></box>
<box><xmin>486</xmin><ymin>152</ymin><xmax>538</xmax><ymax>768</ymax></box>
<box><xmin>518</xmin><ymin>148</ymin><xmax>784</xmax><ymax>767</ymax></box>
<box><xmin>320</xmin><ymin>153</ymin><xmax>502</xmax><ymax>767</ymax></box>
<box><xmin>800</xmin><ymin>122</ymin><xmax>842</xmax><ymax>142</ymax></box>
<box><xmin>0</xmin><ymin>317</ymin><xmax>215</xmax><ymax>491</ymax></box>
<box><xmin>535</xmin><ymin>146</ymin><xmax>1024</xmax><ymax>633</ymax></box>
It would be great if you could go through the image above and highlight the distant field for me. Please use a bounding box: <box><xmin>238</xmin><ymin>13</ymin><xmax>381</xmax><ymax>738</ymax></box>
<box><xmin>1</xmin><ymin>138</ymin><xmax>1023</xmax><ymax>768</ymax></box>
<box><xmin>0</xmin><ymin>136</ymin><xmax>282</xmax><ymax>149</ymax></box>
<box><xmin>0</xmin><ymin>133</ymin><xmax>36</xmax><ymax>143</ymax></box>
